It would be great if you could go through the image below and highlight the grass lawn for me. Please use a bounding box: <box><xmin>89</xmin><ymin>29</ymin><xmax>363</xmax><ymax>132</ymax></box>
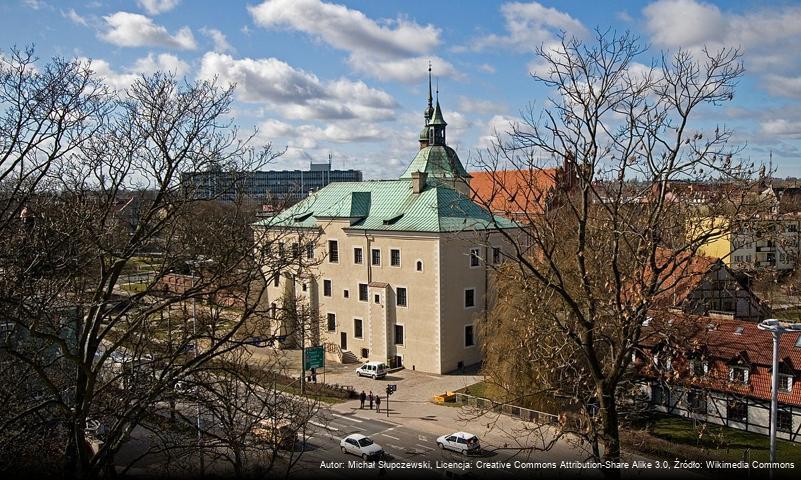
<box><xmin>120</xmin><ymin>282</ymin><xmax>148</xmax><ymax>294</ymax></box>
<box><xmin>628</xmin><ymin>414</ymin><xmax>801</xmax><ymax>464</ymax></box>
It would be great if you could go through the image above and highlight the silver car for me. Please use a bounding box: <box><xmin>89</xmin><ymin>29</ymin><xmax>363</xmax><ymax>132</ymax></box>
<box><xmin>436</xmin><ymin>431</ymin><xmax>480</xmax><ymax>455</ymax></box>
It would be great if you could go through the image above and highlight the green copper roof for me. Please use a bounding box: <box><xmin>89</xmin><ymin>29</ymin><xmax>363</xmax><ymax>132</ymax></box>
<box><xmin>400</xmin><ymin>145</ymin><xmax>470</xmax><ymax>179</ymax></box>
<box><xmin>255</xmin><ymin>180</ymin><xmax>517</xmax><ymax>233</ymax></box>
<box><xmin>430</xmin><ymin>100</ymin><xmax>446</xmax><ymax>126</ymax></box>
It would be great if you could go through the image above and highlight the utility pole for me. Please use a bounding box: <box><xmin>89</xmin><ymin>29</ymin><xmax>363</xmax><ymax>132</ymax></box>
<box><xmin>758</xmin><ymin>319</ymin><xmax>801</xmax><ymax>480</ymax></box>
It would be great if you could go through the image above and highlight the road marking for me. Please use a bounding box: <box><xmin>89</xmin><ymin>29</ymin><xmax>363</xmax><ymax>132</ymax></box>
<box><xmin>415</xmin><ymin>443</ymin><xmax>435</xmax><ymax>451</ymax></box>
<box><xmin>309</xmin><ymin>420</ymin><xmax>339</xmax><ymax>431</ymax></box>
<box><xmin>331</xmin><ymin>413</ymin><xmax>363</xmax><ymax>423</ymax></box>
<box><xmin>417</xmin><ymin>434</ymin><xmax>428</xmax><ymax>441</ymax></box>
<box><xmin>380</xmin><ymin>434</ymin><xmax>400</xmax><ymax>440</ymax></box>
<box><xmin>388</xmin><ymin>443</ymin><xmax>405</xmax><ymax>450</ymax></box>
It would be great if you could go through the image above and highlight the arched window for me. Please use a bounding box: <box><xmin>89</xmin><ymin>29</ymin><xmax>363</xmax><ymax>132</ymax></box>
<box><xmin>416</xmin><ymin>260</ymin><xmax>423</xmax><ymax>272</ymax></box>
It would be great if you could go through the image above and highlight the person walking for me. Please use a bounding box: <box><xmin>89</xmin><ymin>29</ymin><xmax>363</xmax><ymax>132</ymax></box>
<box><xmin>368</xmin><ymin>391</ymin><xmax>374</xmax><ymax>410</ymax></box>
<box><xmin>359</xmin><ymin>390</ymin><xmax>366</xmax><ymax>409</ymax></box>
<box><xmin>375</xmin><ymin>395</ymin><xmax>381</xmax><ymax>413</ymax></box>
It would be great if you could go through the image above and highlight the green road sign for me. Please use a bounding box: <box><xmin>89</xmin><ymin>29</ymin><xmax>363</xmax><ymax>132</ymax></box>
<box><xmin>304</xmin><ymin>346</ymin><xmax>325</xmax><ymax>370</ymax></box>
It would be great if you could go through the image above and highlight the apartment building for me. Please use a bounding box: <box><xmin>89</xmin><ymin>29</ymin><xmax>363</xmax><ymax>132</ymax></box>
<box><xmin>254</xmin><ymin>79</ymin><xmax>517</xmax><ymax>374</ymax></box>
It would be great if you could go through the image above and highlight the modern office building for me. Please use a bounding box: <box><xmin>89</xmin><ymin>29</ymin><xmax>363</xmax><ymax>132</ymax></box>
<box><xmin>181</xmin><ymin>161</ymin><xmax>363</xmax><ymax>202</ymax></box>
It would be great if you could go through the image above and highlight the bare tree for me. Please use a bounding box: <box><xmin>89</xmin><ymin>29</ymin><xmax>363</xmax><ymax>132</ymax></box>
<box><xmin>471</xmin><ymin>29</ymin><xmax>767</xmax><ymax>476</ymax></box>
<box><xmin>0</xmin><ymin>52</ymin><xmax>303</xmax><ymax>479</ymax></box>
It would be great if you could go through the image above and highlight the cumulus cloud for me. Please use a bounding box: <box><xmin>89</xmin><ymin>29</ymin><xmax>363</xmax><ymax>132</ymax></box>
<box><xmin>478</xmin><ymin>63</ymin><xmax>496</xmax><ymax>74</ymax></box>
<box><xmin>470</xmin><ymin>2</ymin><xmax>587</xmax><ymax>53</ymax></box>
<box><xmin>261</xmin><ymin>119</ymin><xmax>388</xmax><ymax>148</ymax></box>
<box><xmin>760</xmin><ymin>119</ymin><xmax>801</xmax><ymax>139</ymax></box>
<box><xmin>82</xmin><ymin>53</ymin><xmax>190</xmax><ymax>90</ymax></box>
<box><xmin>137</xmin><ymin>0</ymin><xmax>181</xmax><ymax>16</ymax></box>
<box><xmin>99</xmin><ymin>12</ymin><xmax>196</xmax><ymax>50</ymax></box>
<box><xmin>248</xmin><ymin>0</ymin><xmax>457</xmax><ymax>83</ymax></box>
<box><xmin>476</xmin><ymin>114</ymin><xmax>519</xmax><ymax>149</ymax></box>
<box><xmin>200</xmin><ymin>27</ymin><xmax>234</xmax><ymax>53</ymax></box>
<box><xmin>643</xmin><ymin>0</ymin><xmax>801</xmax><ymax>98</ymax></box>
<box><xmin>198</xmin><ymin>52</ymin><xmax>397</xmax><ymax>121</ymax></box>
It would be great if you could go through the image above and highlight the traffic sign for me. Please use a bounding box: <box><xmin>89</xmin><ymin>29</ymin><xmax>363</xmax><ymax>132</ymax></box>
<box><xmin>304</xmin><ymin>346</ymin><xmax>325</xmax><ymax>370</ymax></box>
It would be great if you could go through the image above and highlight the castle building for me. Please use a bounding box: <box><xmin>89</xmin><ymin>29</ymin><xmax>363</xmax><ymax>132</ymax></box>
<box><xmin>254</xmin><ymin>69</ymin><xmax>517</xmax><ymax>374</ymax></box>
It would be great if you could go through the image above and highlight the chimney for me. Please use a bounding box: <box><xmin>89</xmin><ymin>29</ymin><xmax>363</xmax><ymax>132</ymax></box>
<box><xmin>411</xmin><ymin>171</ymin><xmax>428</xmax><ymax>194</ymax></box>
<box><xmin>562</xmin><ymin>151</ymin><xmax>577</xmax><ymax>191</ymax></box>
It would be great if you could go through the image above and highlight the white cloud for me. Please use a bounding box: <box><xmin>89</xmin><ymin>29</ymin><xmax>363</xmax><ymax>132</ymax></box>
<box><xmin>82</xmin><ymin>53</ymin><xmax>190</xmax><ymax>91</ymax></box>
<box><xmin>477</xmin><ymin>114</ymin><xmax>519</xmax><ymax>149</ymax></box>
<box><xmin>200</xmin><ymin>27</ymin><xmax>234</xmax><ymax>54</ymax></box>
<box><xmin>198</xmin><ymin>52</ymin><xmax>397</xmax><ymax>121</ymax></box>
<box><xmin>761</xmin><ymin>119</ymin><xmax>801</xmax><ymax>139</ymax></box>
<box><xmin>248</xmin><ymin>0</ymin><xmax>459</xmax><ymax>83</ymax></box>
<box><xmin>99</xmin><ymin>12</ymin><xmax>196</xmax><ymax>50</ymax></box>
<box><xmin>62</xmin><ymin>8</ymin><xmax>88</xmax><ymax>26</ymax></box>
<box><xmin>137</xmin><ymin>0</ymin><xmax>181</xmax><ymax>16</ymax></box>
<box><xmin>478</xmin><ymin>63</ymin><xmax>496</xmax><ymax>74</ymax></box>
<box><xmin>347</xmin><ymin>55</ymin><xmax>460</xmax><ymax>83</ymax></box>
<box><xmin>471</xmin><ymin>2</ymin><xmax>587</xmax><ymax>53</ymax></box>
<box><xmin>643</xmin><ymin>1</ymin><xmax>801</xmax><ymax>98</ymax></box>
<box><xmin>23</xmin><ymin>0</ymin><xmax>47</xmax><ymax>10</ymax></box>
<box><xmin>457</xmin><ymin>96</ymin><xmax>506</xmax><ymax>115</ymax></box>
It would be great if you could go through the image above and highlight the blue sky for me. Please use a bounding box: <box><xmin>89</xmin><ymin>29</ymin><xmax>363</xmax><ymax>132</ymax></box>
<box><xmin>3</xmin><ymin>0</ymin><xmax>801</xmax><ymax>178</ymax></box>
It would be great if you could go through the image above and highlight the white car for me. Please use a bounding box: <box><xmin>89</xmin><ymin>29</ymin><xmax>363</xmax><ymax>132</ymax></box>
<box><xmin>340</xmin><ymin>433</ymin><xmax>384</xmax><ymax>459</ymax></box>
<box><xmin>355</xmin><ymin>362</ymin><xmax>387</xmax><ymax>379</ymax></box>
<box><xmin>436</xmin><ymin>432</ymin><xmax>480</xmax><ymax>455</ymax></box>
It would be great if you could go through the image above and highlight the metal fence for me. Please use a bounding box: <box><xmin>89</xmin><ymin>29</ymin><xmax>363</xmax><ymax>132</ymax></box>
<box><xmin>452</xmin><ymin>392</ymin><xmax>560</xmax><ymax>426</ymax></box>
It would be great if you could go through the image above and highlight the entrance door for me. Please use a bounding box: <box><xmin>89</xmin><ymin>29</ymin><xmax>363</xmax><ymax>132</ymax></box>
<box><xmin>340</xmin><ymin>331</ymin><xmax>347</xmax><ymax>350</ymax></box>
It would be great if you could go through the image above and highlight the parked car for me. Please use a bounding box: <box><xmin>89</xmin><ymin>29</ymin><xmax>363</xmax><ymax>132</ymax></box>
<box><xmin>251</xmin><ymin>419</ymin><xmax>299</xmax><ymax>449</ymax></box>
<box><xmin>356</xmin><ymin>362</ymin><xmax>387</xmax><ymax>379</ymax></box>
<box><xmin>339</xmin><ymin>433</ymin><xmax>384</xmax><ymax>459</ymax></box>
<box><xmin>436</xmin><ymin>432</ymin><xmax>480</xmax><ymax>455</ymax></box>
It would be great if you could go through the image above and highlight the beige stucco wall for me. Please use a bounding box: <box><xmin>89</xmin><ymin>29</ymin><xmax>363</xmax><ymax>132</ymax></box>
<box><xmin>256</xmin><ymin>221</ymin><xmax>515</xmax><ymax>374</ymax></box>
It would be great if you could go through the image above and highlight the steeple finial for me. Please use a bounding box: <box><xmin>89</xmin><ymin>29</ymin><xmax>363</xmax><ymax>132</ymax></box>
<box><xmin>427</xmin><ymin>61</ymin><xmax>433</xmax><ymax>109</ymax></box>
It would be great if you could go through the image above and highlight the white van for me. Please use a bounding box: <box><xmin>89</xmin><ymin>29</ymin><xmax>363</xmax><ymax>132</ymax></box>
<box><xmin>356</xmin><ymin>362</ymin><xmax>387</xmax><ymax>379</ymax></box>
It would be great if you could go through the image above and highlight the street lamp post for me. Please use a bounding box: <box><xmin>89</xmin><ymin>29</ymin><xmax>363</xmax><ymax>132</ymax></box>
<box><xmin>757</xmin><ymin>318</ymin><xmax>801</xmax><ymax>473</ymax></box>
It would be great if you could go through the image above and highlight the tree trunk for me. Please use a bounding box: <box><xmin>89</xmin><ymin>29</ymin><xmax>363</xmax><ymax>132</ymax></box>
<box><xmin>599</xmin><ymin>385</ymin><xmax>621</xmax><ymax>479</ymax></box>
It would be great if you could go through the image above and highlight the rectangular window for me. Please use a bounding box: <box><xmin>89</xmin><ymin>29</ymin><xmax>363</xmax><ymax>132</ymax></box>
<box><xmin>779</xmin><ymin>374</ymin><xmax>793</xmax><ymax>393</ymax></box>
<box><xmin>729</xmin><ymin>366</ymin><xmax>749</xmax><ymax>384</ymax></box>
<box><xmin>727</xmin><ymin>399</ymin><xmax>748</xmax><ymax>423</ymax></box>
<box><xmin>465</xmin><ymin>325</ymin><xmax>475</xmax><ymax>347</ymax></box>
<box><xmin>492</xmin><ymin>247</ymin><xmax>501</xmax><ymax>264</ymax></box>
<box><xmin>394</xmin><ymin>324</ymin><xmax>404</xmax><ymax>345</ymax></box>
<box><xmin>326</xmin><ymin>313</ymin><xmax>336</xmax><ymax>332</ymax></box>
<box><xmin>396</xmin><ymin>287</ymin><xmax>407</xmax><ymax>307</ymax></box>
<box><xmin>690</xmin><ymin>358</ymin><xmax>708</xmax><ymax>377</ymax></box>
<box><xmin>778</xmin><ymin>409</ymin><xmax>793</xmax><ymax>433</ymax></box>
<box><xmin>390</xmin><ymin>249</ymin><xmax>401</xmax><ymax>267</ymax></box>
<box><xmin>306</xmin><ymin>243</ymin><xmax>314</xmax><ymax>259</ymax></box>
<box><xmin>354</xmin><ymin>247</ymin><xmax>363</xmax><ymax>264</ymax></box>
<box><xmin>278</xmin><ymin>242</ymin><xmax>285</xmax><ymax>258</ymax></box>
<box><xmin>358</xmin><ymin>283</ymin><xmax>368</xmax><ymax>302</ymax></box>
<box><xmin>686</xmin><ymin>390</ymin><xmax>707</xmax><ymax>414</ymax></box>
<box><xmin>343</xmin><ymin>289</ymin><xmax>349</xmax><ymax>298</ymax></box>
<box><xmin>374</xmin><ymin>294</ymin><xmax>380</xmax><ymax>304</ymax></box>
<box><xmin>464</xmin><ymin>288</ymin><xmax>476</xmax><ymax>308</ymax></box>
<box><xmin>273</xmin><ymin>275</ymin><xmax>279</xmax><ymax>287</ymax></box>
<box><xmin>323</xmin><ymin>279</ymin><xmax>332</xmax><ymax>297</ymax></box>
<box><xmin>354</xmin><ymin>319</ymin><xmax>363</xmax><ymax>338</ymax></box>
<box><xmin>291</xmin><ymin>242</ymin><xmax>299</xmax><ymax>258</ymax></box>
<box><xmin>469</xmin><ymin>248</ymin><xmax>480</xmax><ymax>267</ymax></box>
<box><xmin>328</xmin><ymin>240</ymin><xmax>339</xmax><ymax>263</ymax></box>
<box><xmin>651</xmin><ymin>384</ymin><xmax>670</xmax><ymax>407</ymax></box>
<box><xmin>371</xmin><ymin>248</ymin><xmax>381</xmax><ymax>266</ymax></box>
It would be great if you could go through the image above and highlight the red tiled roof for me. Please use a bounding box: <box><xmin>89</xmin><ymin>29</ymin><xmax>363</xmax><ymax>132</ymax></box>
<box><xmin>640</xmin><ymin>314</ymin><xmax>801</xmax><ymax>406</ymax></box>
<box><xmin>650</xmin><ymin>249</ymin><xmax>721</xmax><ymax>308</ymax></box>
<box><xmin>470</xmin><ymin>169</ymin><xmax>558</xmax><ymax>218</ymax></box>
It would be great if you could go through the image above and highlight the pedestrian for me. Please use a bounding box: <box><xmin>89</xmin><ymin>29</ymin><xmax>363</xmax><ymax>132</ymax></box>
<box><xmin>368</xmin><ymin>391</ymin><xmax>374</xmax><ymax>410</ymax></box>
<box><xmin>375</xmin><ymin>395</ymin><xmax>381</xmax><ymax>413</ymax></box>
<box><xmin>311</xmin><ymin>367</ymin><xmax>317</xmax><ymax>383</ymax></box>
<box><xmin>359</xmin><ymin>390</ymin><xmax>366</xmax><ymax>409</ymax></box>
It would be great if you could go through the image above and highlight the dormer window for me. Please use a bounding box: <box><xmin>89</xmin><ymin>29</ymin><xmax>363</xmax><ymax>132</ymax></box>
<box><xmin>729</xmin><ymin>365</ymin><xmax>749</xmax><ymax>384</ymax></box>
<box><xmin>690</xmin><ymin>358</ymin><xmax>708</xmax><ymax>377</ymax></box>
<box><xmin>779</xmin><ymin>374</ymin><xmax>793</xmax><ymax>393</ymax></box>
